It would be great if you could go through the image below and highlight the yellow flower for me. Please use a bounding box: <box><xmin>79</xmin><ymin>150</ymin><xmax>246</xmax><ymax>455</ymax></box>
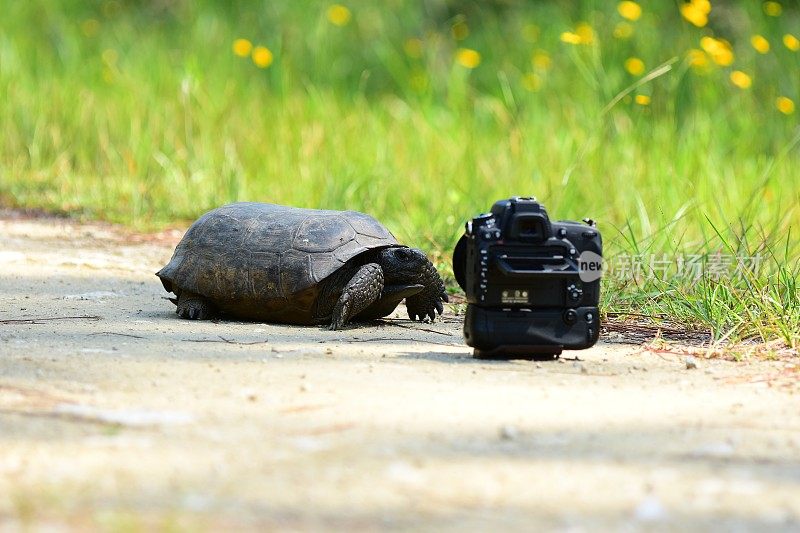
<box><xmin>617</xmin><ymin>1</ymin><xmax>642</xmax><ymax>21</ymax></box>
<box><xmin>625</xmin><ymin>57</ymin><xmax>645</xmax><ymax>76</ymax></box>
<box><xmin>694</xmin><ymin>0</ymin><xmax>712</xmax><ymax>13</ymax></box>
<box><xmin>713</xmin><ymin>48</ymin><xmax>734</xmax><ymax>66</ymax></box>
<box><xmin>635</xmin><ymin>94</ymin><xmax>650</xmax><ymax>105</ymax></box>
<box><xmin>613</xmin><ymin>22</ymin><xmax>634</xmax><ymax>39</ymax></box>
<box><xmin>750</xmin><ymin>35</ymin><xmax>770</xmax><ymax>54</ymax></box>
<box><xmin>784</xmin><ymin>34</ymin><xmax>800</xmax><ymax>51</ymax></box>
<box><xmin>776</xmin><ymin>96</ymin><xmax>795</xmax><ymax>115</ymax></box>
<box><xmin>327</xmin><ymin>4</ymin><xmax>351</xmax><ymax>26</ymax></box>
<box><xmin>687</xmin><ymin>48</ymin><xmax>709</xmax><ymax>68</ymax></box>
<box><xmin>531</xmin><ymin>50</ymin><xmax>551</xmax><ymax>70</ymax></box>
<box><xmin>456</xmin><ymin>48</ymin><xmax>481</xmax><ymax>69</ymax></box>
<box><xmin>561</xmin><ymin>23</ymin><xmax>594</xmax><ymax>45</ymax></box>
<box><xmin>576</xmin><ymin>23</ymin><xmax>595</xmax><ymax>44</ymax></box>
<box><xmin>232</xmin><ymin>38</ymin><xmax>253</xmax><ymax>57</ymax></box>
<box><xmin>700</xmin><ymin>36</ymin><xmax>734</xmax><ymax>66</ymax></box>
<box><xmin>251</xmin><ymin>46</ymin><xmax>273</xmax><ymax>68</ymax></box>
<box><xmin>763</xmin><ymin>1</ymin><xmax>782</xmax><ymax>16</ymax></box>
<box><xmin>680</xmin><ymin>1</ymin><xmax>710</xmax><ymax>27</ymax></box>
<box><xmin>451</xmin><ymin>20</ymin><xmax>469</xmax><ymax>41</ymax></box>
<box><xmin>729</xmin><ymin>70</ymin><xmax>752</xmax><ymax>89</ymax></box>
<box><xmin>522</xmin><ymin>73</ymin><xmax>542</xmax><ymax>92</ymax></box>
<box><xmin>404</xmin><ymin>38</ymin><xmax>423</xmax><ymax>58</ymax></box>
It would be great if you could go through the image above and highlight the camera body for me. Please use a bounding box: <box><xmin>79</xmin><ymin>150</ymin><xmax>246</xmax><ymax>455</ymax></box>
<box><xmin>453</xmin><ymin>197</ymin><xmax>602</xmax><ymax>358</ymax></box>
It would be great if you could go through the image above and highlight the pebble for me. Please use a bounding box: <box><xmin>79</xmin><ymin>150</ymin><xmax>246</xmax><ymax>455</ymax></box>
<box><xmin>241</xmin><ymin>388</ymin><xmax>258</xmax><ymax>402</ymax></box>
<box><xmin>685</xmin><ymin>356</ymin><xmax>699</xmax><ymax>370</ymax></box>
<box><xmin>499</xmin><ymin>425</ymin><xmax>518</xmax><ymax>440</ymax></box>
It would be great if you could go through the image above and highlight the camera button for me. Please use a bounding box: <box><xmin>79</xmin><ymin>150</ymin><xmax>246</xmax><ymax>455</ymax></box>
<box><xmin>585</xmin><ymin>313</ymin><xmax>594</xmax><ymax>322</ymax></box>
<box><xmin>557</xmin><ymin>228</ymin><xmax>567</xmax><ymax>238</ymax></box>
<box><xmin>566</xmin><ymin>283</ymin><xmax>583</xmax><ymax>302</ymax></box>
<box><xmin>563</xmin><ymin>309</ymin><xmax>578</xmax><ymax>325</ymax></box>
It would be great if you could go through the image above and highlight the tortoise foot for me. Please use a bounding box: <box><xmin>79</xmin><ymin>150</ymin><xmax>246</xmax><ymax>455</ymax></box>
<box><xmin>176</xmin><ymin>292</ymin><xmax>216</xmax><ymax>320</ymax></box>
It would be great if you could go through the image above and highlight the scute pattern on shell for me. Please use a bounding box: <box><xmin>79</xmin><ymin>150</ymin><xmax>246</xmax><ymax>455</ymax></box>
<box><xmin>156</xmin><ymin>203</ymin><xmax>398</xmax><ymax>321</ymax></box>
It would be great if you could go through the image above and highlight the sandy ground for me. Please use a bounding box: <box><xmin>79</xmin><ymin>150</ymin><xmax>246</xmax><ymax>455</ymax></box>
<box><xmin>0</xmin><ymin>211</ymin><xmax>799</xmax><ymax>532</ymax></box>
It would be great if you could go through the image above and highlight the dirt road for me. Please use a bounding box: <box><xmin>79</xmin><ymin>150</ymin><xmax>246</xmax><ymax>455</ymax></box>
<box><xmin>1</xmin><ymin>212</ymin><xmax>799</xmax><ymax>531</ymax></box>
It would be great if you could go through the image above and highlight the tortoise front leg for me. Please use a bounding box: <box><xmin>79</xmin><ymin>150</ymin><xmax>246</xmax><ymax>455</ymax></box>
<box><xmin>405</xmin><ymin>259</ymin><xmax>448</xmax><ymax>322</ymax></box>
<box><xmin>330</xmin><ymin>263</ymin><xmax>384</xmax><ymax>330</ymax></box>
<box><xmin>357</xmin><ymin>284</ymin><xmax>424</xmax><ymax>320</ymax></box>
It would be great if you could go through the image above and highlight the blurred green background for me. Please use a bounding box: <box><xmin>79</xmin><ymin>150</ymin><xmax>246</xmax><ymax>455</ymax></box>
<box><xmin>1</xmin><ymin>0</ymin><xmax>798</xmax><ymax>343</ymax></box>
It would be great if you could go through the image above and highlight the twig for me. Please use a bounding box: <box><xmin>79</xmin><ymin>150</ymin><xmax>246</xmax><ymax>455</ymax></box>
<box><xmin>376</xmin><ymin>320</ymin><xmax>457</xmax><ymax>336</ymax></box>
<box><xmin>0</xmin><ymin>408</ymin><xmax>117</xmax><ymax>426</ymax></box>
<box><xmin>279</xmin><ymin>404</ymin><xmax>328</xmax><ymax>414</ymax></box>
<box><xmin>605</xmin><ymin>323</ymin><xmax>687</xmax><ymax>336</ymax></box>
<box><xmin>606</xmin><ymin>311</ymin><xmax>670</xmax><ymax>320</ymax></box>
<box><xmin>182</xmin><ymin>336</ymin><xmax>269</xmax><ymax>345</ymax></box>
<box><xmin>88</xmin><ymin>332</ymin><xmax>145</xmax><ymax>339</ymax></box>
<box><xmin>0</xmin><ymin>315</ymin><xmax>102</xmax><ymax>325</ymax></box>
<box><xmin>379</xmin><ymin>316</ymin><xmax>462</xmax><ymax>323</ymax></box>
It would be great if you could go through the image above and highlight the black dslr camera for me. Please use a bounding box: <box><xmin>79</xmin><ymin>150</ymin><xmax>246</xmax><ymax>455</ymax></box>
<box><xmin>453</xmin><ymin>197</ymin><xmax>602</xmax><ymax>358</ymax></box>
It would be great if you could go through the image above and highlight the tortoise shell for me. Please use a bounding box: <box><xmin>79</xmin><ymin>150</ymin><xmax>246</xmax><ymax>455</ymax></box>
<box><xmin>156</xmin><ymin>202</ymin><xmax>400</xmax><ymax>322</ymax></box>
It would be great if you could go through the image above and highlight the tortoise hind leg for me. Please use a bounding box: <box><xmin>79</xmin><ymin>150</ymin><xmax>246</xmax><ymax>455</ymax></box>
<box><xmin>176</xmin><ymin>291</ymin><xmax>216</xmax><ymax>320</ymax></box>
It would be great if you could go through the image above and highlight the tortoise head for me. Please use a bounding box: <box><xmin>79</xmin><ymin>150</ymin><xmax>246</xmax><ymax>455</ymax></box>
<box><xmin>378</xmin><ymin>246</ymin><xmax>448</xmax><ymax>321</ymax></box>
<box><xmin>377</xmin><ymin>246</ymin><xmax>430</xmax><ymax>282</ymax></box>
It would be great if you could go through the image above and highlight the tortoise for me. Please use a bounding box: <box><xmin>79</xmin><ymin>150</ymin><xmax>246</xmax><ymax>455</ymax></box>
<box><xmin>156</xmin><ymin>202</ymin><xmax>448</xmax><ymax>329</ymax></box>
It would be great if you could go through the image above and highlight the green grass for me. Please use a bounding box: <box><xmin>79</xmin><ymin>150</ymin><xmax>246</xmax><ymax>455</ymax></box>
<box><xmin>1</xmin><ymin>1</ymin><xmax>798</xmax><ymax>348</ymax></box>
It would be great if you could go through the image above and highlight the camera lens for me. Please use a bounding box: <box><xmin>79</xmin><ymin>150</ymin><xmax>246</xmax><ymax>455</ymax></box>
<box><xmin>563</xmin><ymin>309</ymin><xmax>578</xmax><ymax>325</ymax></box>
